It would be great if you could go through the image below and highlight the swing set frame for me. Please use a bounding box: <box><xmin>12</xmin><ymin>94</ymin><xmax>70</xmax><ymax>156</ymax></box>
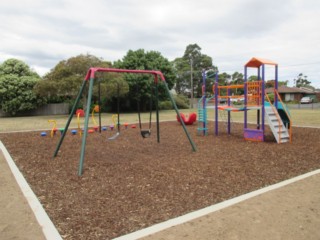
<box><xmin>53</xmin><ymin>68</ymin><xmax>197</xmax><ymax>176</ymax></box>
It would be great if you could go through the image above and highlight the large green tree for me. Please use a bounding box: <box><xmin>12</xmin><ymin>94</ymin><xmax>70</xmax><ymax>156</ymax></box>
<box><xmin>173</xmin><ymin>44</ymin><xmax>217</xmax><ymax>97</ymax></box>
<box><xmin>0</xmin><ymin>59</ymin><xmax>45</xmax><ymax>115</ymax></box>
<box><xmin>114</xmin><ymin>49</ymin><xmax>176</xmax><ymax>111</ymax></box>
<box><xmin>34</xmin><ymin>54</ymin><xmax>125</xmax><ymax>112</ymax></box>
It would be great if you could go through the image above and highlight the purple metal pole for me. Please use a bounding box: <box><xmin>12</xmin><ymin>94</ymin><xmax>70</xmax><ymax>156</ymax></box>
<box><xmin>262</xmin><ymin>65</ymin><xmax>265</xmax><ymax>137</ymax></box>
<box><xmin>257</xmin><ymin>66</ymin><xmax>260</xmax><ymax>129</ymax></box>
<box><xmin>215</xmin><ymin>73</ymin><xmax>219</xmax><ymax>135</ymax></box>
<box><xmin>244</xmin><ymin>67</ymin><xmax>247</xmax><ymax>129</ymax></box>
<box><xmin>275</xmin><ymin>65</ymin><xmax>278</xmax><ymax>109</ymax></box>
<box><xmin>202</xmin><ymin>70</ymin><xmax>207</xmax><ymax>135</ymax></box>
<box><xmin>227</xmin><ymin>85</ymin><xmax>231</xmax><ymax>134</ymax></box>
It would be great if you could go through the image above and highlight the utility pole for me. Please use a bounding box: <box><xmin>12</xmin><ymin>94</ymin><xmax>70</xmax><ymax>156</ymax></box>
<box><xmin>190</xmin><ymin>55</ymin><xmax>193</xmax><ymax>109</ymax></box>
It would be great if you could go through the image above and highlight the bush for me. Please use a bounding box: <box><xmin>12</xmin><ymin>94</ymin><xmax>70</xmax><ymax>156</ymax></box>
<box><xmin>267</xmin><ymin>93</ymin><xmax>274</xmax><ymax>103</ymax></box>
<box><xmin>158</xmin><ymin>94</ymin><xmax>190</xmax><ymax>110</ymax></box>
<box><xmin>159</xmin><ymin>100</ymin><xmax>172</xmax><ymax>110</ymax></box>
<box><xmin>174</xmin><ymin>94</ymin><xmax>189</xmax><ymax>109</ymax></box>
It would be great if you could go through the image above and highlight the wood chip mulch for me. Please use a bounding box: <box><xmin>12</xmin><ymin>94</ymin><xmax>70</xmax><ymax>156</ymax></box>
<box><xmin>0</xmin><ymin>121</ymin><xmax>319</xmax><ymax>239</ymax></box>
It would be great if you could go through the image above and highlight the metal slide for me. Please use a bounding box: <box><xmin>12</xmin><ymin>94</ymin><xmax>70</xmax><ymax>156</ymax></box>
<box><xmin>265</xmin><ymin>106</ymin><xmax>290</xmax><ymax>143</ymax></box>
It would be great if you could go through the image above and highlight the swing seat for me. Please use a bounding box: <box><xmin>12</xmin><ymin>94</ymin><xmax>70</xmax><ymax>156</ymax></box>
<box><xmin>108</xmin><ymin>132</ymin><xmax>120</xmax><ymax>140</ymax></box>
<box><xmin>141</xmin><ymin>129</ymin><xmax>151</xmax><ymax>138</ymax></box>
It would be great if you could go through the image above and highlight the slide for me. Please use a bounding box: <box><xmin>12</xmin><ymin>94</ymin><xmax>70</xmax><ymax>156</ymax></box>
<box><xmin>265</xmin><ymin>101</ymin><xmax>291</xmax><ymax>128</ymax></box>
<box><xmin>177</xmin><ymin>113</ymin><xmax>197</xmax><ymax>125</ymax></box>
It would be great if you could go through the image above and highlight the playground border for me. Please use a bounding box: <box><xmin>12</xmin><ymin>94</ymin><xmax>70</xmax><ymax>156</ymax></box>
<box><xmin>0</xmin><ymin>141</ymin><xmax>63</xmax><ymax>240</ymax></box>
<box><xmin>114</xmin><ymin>168</ymin><xmax>320</xmax><ymax>240</ymax></box>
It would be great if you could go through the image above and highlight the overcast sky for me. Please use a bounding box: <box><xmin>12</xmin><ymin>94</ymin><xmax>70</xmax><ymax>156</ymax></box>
<box><xmin>1</xmin><ymin>0</ymin><xmax>319</xmax><ymax>87</ymax></box>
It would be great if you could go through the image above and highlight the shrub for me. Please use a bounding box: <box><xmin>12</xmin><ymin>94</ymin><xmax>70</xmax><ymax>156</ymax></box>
<box><xmin>267</xmin><ymin>93</ymin><xmax>274</xmax><ymax>103</ymax></box>
<box><xmin>159</xmin><ymin>101</ymin><xmax>172</xmax><ymax>110</ymax></box>
<box><xmin>174</xmin><ymin>94</ymin><xmax>189</xmax><ymax>109</ymax></box>
<box><xmin>158</xmin><ymin>94</ymin><xmax>190</xmax><ymax>110</ymax></box>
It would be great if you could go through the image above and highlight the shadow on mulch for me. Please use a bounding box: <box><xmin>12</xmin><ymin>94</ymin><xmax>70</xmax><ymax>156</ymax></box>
<box><xmin>0</xmin><ymin>121</ymin><xmax>319</xmax><ymax>240</ymax></box>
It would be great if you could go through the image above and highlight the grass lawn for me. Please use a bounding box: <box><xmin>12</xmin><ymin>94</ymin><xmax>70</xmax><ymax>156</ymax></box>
<box><xmin>0</xmin><ymin>108</ymin><xmax>319</xmax><ymax>133</ymax></box>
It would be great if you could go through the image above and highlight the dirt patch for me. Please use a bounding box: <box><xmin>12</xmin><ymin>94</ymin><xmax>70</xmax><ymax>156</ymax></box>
<box><xmin>0</xmin><ymin>121</ymin><xmax>319</xmax><ymax>239</ymax></box>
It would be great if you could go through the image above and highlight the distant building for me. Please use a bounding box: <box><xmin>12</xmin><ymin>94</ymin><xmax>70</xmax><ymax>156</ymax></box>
<box><xmin>265</xmin><ymin>85</ymin><xmax>318</xmax><ymax>102</ymax></box>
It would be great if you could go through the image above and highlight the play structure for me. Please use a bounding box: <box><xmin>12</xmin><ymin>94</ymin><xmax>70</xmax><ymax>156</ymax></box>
<box><xmin>198</xmin><ymin>57</ymin><xmax>292</xmax><ymax>143</ymax></box>
<box><xmin>176</xmin><ymin>113</ymin><xmax>197</xmax><ymax>125</ymax></box>
<box><xmin>53</xmin><ymin>68</ymin><xmax>197</xmax><ymax>176</ymax></box>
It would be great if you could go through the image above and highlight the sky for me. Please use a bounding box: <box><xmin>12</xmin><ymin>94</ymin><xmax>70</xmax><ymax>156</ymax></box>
<box><xmin>1</xmin><ymin>0</ymin><xmax>320</xmax><ymax>88</ymax></box>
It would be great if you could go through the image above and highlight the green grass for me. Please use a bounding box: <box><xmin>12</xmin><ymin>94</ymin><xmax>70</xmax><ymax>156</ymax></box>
<box><xmin>0</xmin><ymin>108</ymin><xmax>319</xmax><ymax>133</ymax></box>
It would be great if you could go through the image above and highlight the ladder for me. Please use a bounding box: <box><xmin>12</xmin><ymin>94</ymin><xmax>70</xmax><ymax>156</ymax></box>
<box><xmin>197</xmin><ymin>97</ymin><xmax>208</xmax><ymax>135</ymax></box>
<box><xmin>265</xmin><ymin>107</ymin><xmax>290</xmax><ymax>143</ymax></box>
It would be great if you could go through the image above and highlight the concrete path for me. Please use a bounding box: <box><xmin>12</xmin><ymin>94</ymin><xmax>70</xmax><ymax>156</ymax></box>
<box><xmin>0</xmin><ymin>150</ymin><xmax>46</xmax><ymax>240</ymax></box>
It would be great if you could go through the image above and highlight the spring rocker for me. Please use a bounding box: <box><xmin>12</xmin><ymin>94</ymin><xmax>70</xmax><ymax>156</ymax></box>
<box><xmin>48</xmin><ymin>120</ymin><xmax>58</xmax><ymax>137</ymax></box>
<box><xmin>176</xmin><ymin>112</ymin><xmax>197</xmax><ymax>125</ymax></box>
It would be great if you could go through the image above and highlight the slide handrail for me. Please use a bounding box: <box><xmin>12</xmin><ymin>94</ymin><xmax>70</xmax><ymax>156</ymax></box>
<box><xmin>265</xmin><ymin>93</ymin><xmax>282</xmax><ymax>143</ymax></box>
<box><xmin>274</xmin><ymin>90</ymin><xmax>292</xmax><ymax>143</ymax></box>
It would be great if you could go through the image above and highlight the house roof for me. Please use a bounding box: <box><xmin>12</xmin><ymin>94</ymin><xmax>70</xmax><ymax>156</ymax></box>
<box><xmin>299</xmin><ymin>87</ymin><xmax>315</xmax><ymax>93</ymax></box>
<box><xmin>245</xmin><ymin>57</ymin><xmax>278</xmax><ymax>68</ymax></box>
<box><xmin>265</xmin><ymin>85</ymin><xmax>314</xmax><ymax>94</ymax></box>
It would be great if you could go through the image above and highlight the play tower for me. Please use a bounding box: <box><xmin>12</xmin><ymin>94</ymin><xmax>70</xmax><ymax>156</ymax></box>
<box><xmin>198</xmin><ymin>57</ymin><xmax>292</xmax><ymax>143</ymax></box>
<box><xmin>243</xmin><ymin>57</ymin><xmax>291</xmax><ymax>143</ymax></box>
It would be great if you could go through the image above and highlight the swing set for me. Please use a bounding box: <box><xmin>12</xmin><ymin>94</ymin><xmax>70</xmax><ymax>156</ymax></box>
<box><xmin>53</xmin><ymin>68</ymin><xmax>197</xmax><ymax>176</ymax></box>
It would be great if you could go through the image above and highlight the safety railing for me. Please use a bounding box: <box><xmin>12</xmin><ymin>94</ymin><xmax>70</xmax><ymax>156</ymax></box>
<box><xmin>274</xmin><ymin>90</ymin><xmax>292</xmax><ymax>143</ymax></box>
<box><xmin>265</xmin><ymin>93</ymin><xmax>283</xmax><ymax>143</ymax></box>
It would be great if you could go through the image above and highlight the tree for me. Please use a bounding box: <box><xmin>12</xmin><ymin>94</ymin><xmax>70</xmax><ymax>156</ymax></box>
<box><xmin>265</xmin><ymin>80</ymin><xmax>288</xmax><ymax>88</ymax></box>
<box><xmin>248</xmin><ymin>75</ymin><xmax>258</xmax><ymax>82</ymax></box>
<box><xmin>218</xmin><ymin>72</ymin><xmax>231</xmax><ymax>85</ymax></box>
<box><xmin>230</xmin><ymin>71</ymin><xmax>244</xmax><ymax>95</ymax></box>
<box><xmin>173</xmin><ymin>44</ymin><xmax>217</xmax><ymax>97</ymax></box>
<box><xmin>172</xmin><ymin>57</ymin><xmax>189</xmax><ymax>95</ymax></box>
<box><xmin>294</xmin><ymin>73</ymin><xmax>311</xmax><ymax>88</ymax></box>
<box><xmin>0</xmin><ymin>59</ymin><xmax>45</xmax><ymax>115</ymax></box>
<box><xmin>34</xmin><ymin>54</ymin><xmax>122</xmax><ymax>112</ymax></box>
<box><xmin>114</xmin><ymin>49</ymin><xmax>176</xmax><ymax>111</ymax></box>
<box><xmin>231</xmin><ymin>72</ymin><xmax>244</xmax><ymax>84</ymax></box>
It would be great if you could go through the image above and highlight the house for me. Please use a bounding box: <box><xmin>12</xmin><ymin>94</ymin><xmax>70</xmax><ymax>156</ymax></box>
<box><xmin>265</xmin><ymin>85</ymin><xmax>317</xmax><ymax>102</ymax></box>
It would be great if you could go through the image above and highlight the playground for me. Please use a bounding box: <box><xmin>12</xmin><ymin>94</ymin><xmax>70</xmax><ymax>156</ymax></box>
<box><xmin>1</xmin><ymin>58</ymin><xmax>319</xmax><ymax>239</ymax></box>
<box><xmin>0</xmin><ymin>120</ymin><xmax>319</xmax><ymax>239</ymax></box>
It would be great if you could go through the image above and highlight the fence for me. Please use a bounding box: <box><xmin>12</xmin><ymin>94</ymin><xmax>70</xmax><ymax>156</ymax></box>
<box><xmin>287</xmin><ymin>102</ymin><xmax>320</xmax><ymax>110</ymax></box>
<box><xmin>0</xmin><ymin>103</ymin><xmax>70</xmax><ymax>117</ymax></box>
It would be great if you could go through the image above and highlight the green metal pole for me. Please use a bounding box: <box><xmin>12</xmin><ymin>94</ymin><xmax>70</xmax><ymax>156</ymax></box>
<box><xmin>98</xmin><ymin>80</ymin><xmax>102</xmax><ymax>133</ymax></box>
<box><xmin>155</xmin><ymin>80</ymin><xmax>160</xmax><ymax>143</ymax></box>
<box><xmin>164</xmin><ymin>82</ymin><xmax>197</xmax><ymax>152</ymax></box>
<box><xmin>53</xmin><ymin>80</ymin><xmax>87</xmax><ymax>158</ymax></box>
<box><xmin>78</xmin><ymin>77</ymin><xmax>95</xmax><ymax>176</ymax></box>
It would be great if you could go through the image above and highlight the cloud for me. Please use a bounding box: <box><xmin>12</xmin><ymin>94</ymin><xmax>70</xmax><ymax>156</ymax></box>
<box><xmin>0</xmin><ymin>0</ymin><xmax>319</xmax><ymax>87</ymax></box>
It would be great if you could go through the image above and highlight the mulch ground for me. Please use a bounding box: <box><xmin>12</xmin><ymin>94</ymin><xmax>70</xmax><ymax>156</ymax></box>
<box><xmin>0</xmin><ymin>121</ymin><xmax>319</xmax><ymax>239</ymax></box>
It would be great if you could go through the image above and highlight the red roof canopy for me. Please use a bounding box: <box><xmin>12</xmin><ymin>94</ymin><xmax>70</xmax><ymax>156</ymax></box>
<box><xmin>245</xmin><ymin>57</ymin><xmax>277</xmax><ymax>68</ymax></box>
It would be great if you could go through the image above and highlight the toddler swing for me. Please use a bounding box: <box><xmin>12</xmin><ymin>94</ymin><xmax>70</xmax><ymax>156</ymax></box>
<box><xmin>137</xmin><ymin>84</ymin><xmax>153</xmax><ymax>138</ymax></box>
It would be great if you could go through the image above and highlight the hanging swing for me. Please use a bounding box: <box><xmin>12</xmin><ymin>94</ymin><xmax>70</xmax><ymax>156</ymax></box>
<box><xmin>108</xmin><ymin>83</ymin><xmax>120</xmax><ymax>140</ymax></box>
<box><xmin>137</xmin><ymin>84</ymin><xmax>153</xmax><ymax>138</ymax></box>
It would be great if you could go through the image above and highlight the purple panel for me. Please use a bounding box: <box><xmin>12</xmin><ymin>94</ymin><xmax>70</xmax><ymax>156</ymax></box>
<box><xmin>244</xmin><ymin>129</ymin><xmax>264</xmax><ymax>142</ymax></box>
